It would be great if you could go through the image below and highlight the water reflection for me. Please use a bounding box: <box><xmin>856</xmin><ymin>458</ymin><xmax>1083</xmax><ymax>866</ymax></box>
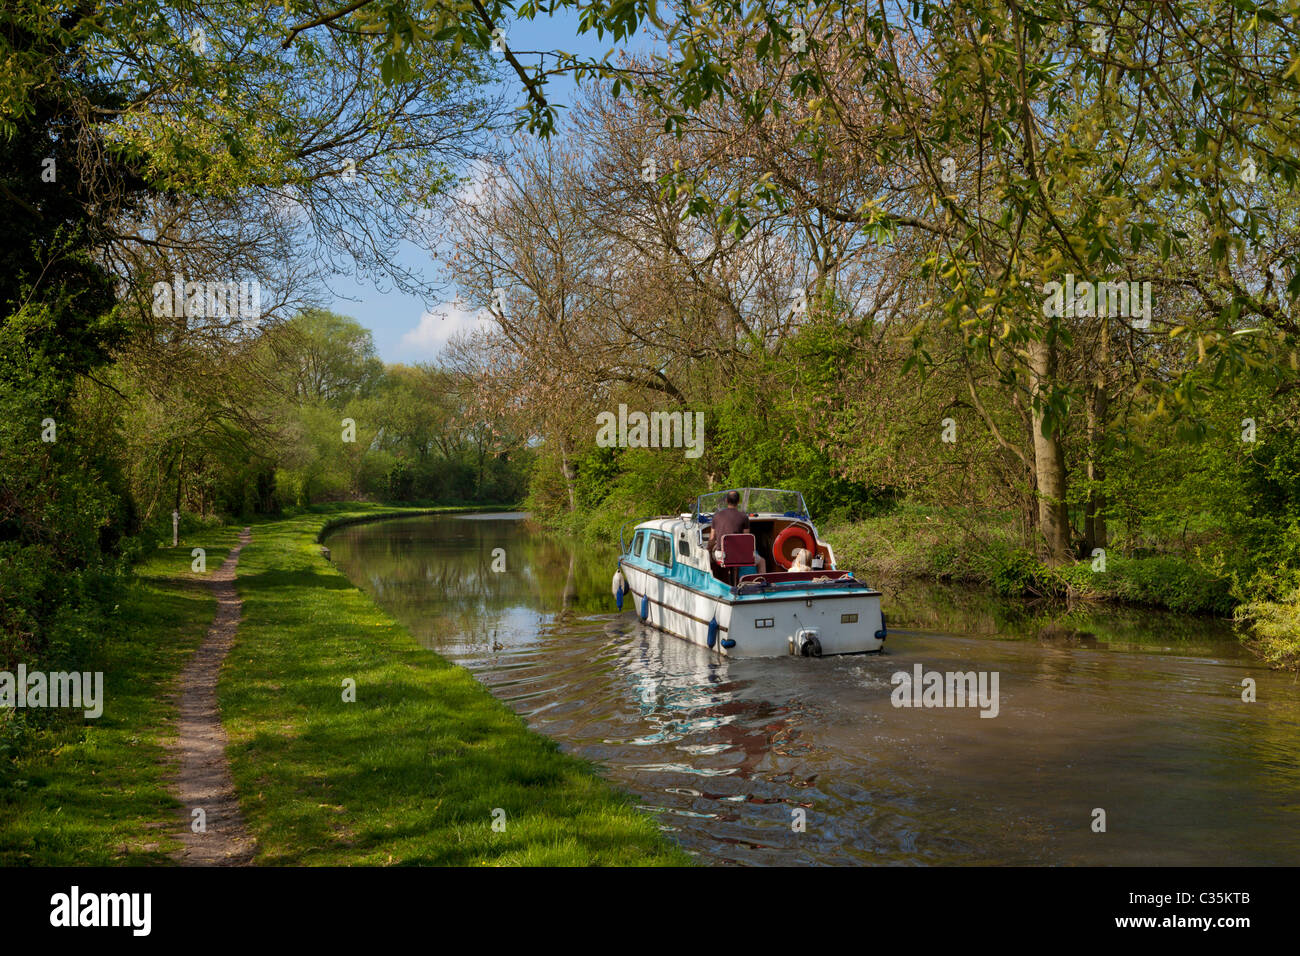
<box><xmin>327</xmin><ymin>513</ymin><xmax>1300</xmax><ymax>865</ymax></box>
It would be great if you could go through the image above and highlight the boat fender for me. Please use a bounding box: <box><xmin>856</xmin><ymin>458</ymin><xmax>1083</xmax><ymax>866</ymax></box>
<box><xmin>875</xmin><ymin>612</ymin><xmax>887</xmax><ymax>641</ymax></box>
<box><xmin>640</xmin><ymin>595</ymin><xmax>649</xmax><ymax>621</ymax></box>
<box><xmin>720</xmin><ymin>638</ymin><xmax>736</xmax><ymax>650</ymax></box>
<box><xmin>612</xmin><ymin>569</ymin><xmax>626</xmax><ymax>610</ymax></box>
<box><xmin>707</xmin><ymin>618</ymin><xmax>719</xmax><ymax>649</ymax></box>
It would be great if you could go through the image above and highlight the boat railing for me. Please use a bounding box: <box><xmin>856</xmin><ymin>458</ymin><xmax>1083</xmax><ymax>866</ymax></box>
<box><xmin>735</xmin><ymin>570</ymin><xmax>871</xmax><ymax>595</ymax></box>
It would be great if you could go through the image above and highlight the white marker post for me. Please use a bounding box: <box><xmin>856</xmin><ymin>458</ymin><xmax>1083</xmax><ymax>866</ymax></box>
<box><xmin>172</xmin><ymin>510</ymin><xmax>180</xmax><ymax>548</ymax></box>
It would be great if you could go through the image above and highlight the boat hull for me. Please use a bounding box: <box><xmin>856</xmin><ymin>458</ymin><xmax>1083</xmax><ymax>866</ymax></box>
<box><xmin>619</xmin><ymin>560</ymin><xmax>885</xmax><ymax>658</ymax></box>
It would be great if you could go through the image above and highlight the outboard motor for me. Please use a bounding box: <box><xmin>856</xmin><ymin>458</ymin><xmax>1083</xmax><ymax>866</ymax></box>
<box><xmin>793</xmin><ymin>628</ymin><xmax>823</xmax><ymax>657</ymax></box>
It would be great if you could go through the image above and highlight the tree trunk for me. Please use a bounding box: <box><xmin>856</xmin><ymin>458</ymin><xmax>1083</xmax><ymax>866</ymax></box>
<box><xmin>1083</xmin><ymin>378</ymin><xmax>1108</xmax><ymax>553</ymax></box>
<box><xmin>1083</xmin><ymin>326</ymin><xmax>1109</xmax><ymax>553</ymax></box>
<box><xmin>1028</xmin><ymin>336</ymin><xmax>1071</xmax><ymax>564</ymax></box>
<box><xmin>174</xmin><ymin>447</ymin><xmax>185</xmax><ymax>514</ymax></box>
<box><xmin>476</xmin><ymin>436</ymin><xmax>486</xmax><ymax>498</ymax></box>
<box><xmin>559</xmin><ymin>436</ymin><xmax>577</xmax><ymax>513</ymax></box>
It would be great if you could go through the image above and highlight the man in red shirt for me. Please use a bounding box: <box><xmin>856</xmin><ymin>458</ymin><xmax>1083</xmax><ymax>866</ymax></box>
<box><xmin>708</xmin><ymin>491</ymin><xmax>767</xmax><ymax>574</ymax></box>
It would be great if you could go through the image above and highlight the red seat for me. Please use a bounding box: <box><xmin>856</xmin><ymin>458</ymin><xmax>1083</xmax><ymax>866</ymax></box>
<box><xmin>720</xmin><ymin>533</ymin><xmax>756</xmax><ymax>566</ymax></box>
<box><xmin>719</xmin><ymin>533</ymin><xmax>756</xmax><ymax>585</ymax></box>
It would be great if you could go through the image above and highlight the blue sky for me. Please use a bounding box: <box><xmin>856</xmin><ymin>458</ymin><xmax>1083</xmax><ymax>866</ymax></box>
<box><xmin>326</xmin><ymin>9</ymin><xmax>659</xmax><ymax>363</ymax></box>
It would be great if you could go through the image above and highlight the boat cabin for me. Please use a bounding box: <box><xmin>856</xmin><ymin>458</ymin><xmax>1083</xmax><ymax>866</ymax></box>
<box><xmin>622</xmin><ymin>488</ymin><xmax>842</xmax><ymax>589</ymax></box>
<box><xmin>615</xmin><ymin>487</ymin><xmax>884</xmax><ymax>657</ymax></box>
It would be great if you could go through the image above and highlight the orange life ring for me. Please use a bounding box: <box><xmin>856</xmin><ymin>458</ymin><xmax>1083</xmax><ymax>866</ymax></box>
<box><xmin>772</xmin><ymin>525</ymin><xmax>817</xmax><ymax>569</ymax></box>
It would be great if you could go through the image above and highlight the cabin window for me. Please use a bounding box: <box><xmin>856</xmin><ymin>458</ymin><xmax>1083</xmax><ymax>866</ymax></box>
<box><xmin>677</xmin><ymin>537</ymin><xmax>690</xmax><ymax>558</ymax></box>
<box><xmin>647</xmin><ymin>534</ymin><xmax>672</xmax><ymax>567</ymax></box>
<box><xmin>632</xmin><ymin>531</ymin><xmax>645</xmax><ymax>557</ymax></box>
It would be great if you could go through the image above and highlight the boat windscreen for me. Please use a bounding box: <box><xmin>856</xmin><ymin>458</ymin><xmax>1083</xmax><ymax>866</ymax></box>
<box><xmin>697</xmin><ymin>489</ymin><xmax>808</xmax><ymax>518</ymax></box>
<box><xmin>746</xmin><ymin>489</ymin><xmax>808</xmax><ymax>516</ymax></box>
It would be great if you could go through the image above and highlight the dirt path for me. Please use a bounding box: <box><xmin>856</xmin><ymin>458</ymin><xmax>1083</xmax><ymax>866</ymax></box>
<box><xmin>172</xmin><ymin>527</ymin><xmax>257</xmax><ymax>866</ymax></box>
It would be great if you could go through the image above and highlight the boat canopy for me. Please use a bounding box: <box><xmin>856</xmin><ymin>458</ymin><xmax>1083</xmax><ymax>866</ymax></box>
<box><xmin>695</xmin><ymin>488</ymin><xmax>810</xmax><ymax>522</ymax></box>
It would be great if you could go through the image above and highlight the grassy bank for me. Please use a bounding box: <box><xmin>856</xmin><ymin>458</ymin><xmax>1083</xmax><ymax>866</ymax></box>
<box><xmin>221</xmin><ymin>503</ymin><xmax>689</xmax><ymax>865</ymax></box>
<box><xmin>830</xmin><ymin>507</ymin><xmax>1300</xmax><ymax>661</ymax></box>
<box><xmin>220</xmin><ymin>509</ymin><xmax>691</xmax><ymax>868</ymax></box>
<box><xmin>827</xmin><ymin>506</ymin><xmax>1236</xmax><ymax>615</ymax></box>
<box><xmin>3</xmin><ymin>503</ymin><xmax>689</xmax><ymax>865</ymax></box>
<box><xmin>0</xmin><ymin>529</ymin><xmax>241</xmax><ymax>864</ymax></box>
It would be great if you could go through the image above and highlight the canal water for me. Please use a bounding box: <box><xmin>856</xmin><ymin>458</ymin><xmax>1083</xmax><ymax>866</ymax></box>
<box><xmin>326</xmin><ymin>512</ymin><xmax>1300</xmax><ymax>865</ymax></box>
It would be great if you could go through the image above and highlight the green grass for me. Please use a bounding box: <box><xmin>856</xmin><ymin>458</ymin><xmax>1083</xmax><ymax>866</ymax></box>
<box><xmin>3</xmin><ymin>502</ymin><xmax>689</xmax><ymax>865</ymax></box>
<box><xmin>828</xmin><ymin>505</ymin><xmax>1024</xmax><ymax>585</ymax></box>
<box><xmin>222</xmin><ymin>504</ymin><xmax>690</xmax><ymax>865</ymax></box>
<box><xmin>0</xmin><ymin>529</ymin><xmax>241</xmax><ymax>865</ymax></box>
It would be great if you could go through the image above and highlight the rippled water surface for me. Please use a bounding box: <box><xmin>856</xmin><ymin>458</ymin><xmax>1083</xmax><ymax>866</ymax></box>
<box><xmin>327</xmin><ymin>513</ymin><xmax>1300</xmax><ymax>865</ymax></box>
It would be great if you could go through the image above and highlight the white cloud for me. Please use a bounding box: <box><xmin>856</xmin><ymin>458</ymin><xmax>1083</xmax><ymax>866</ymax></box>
<box><xmin>456</xmin><ymin>158</ymin><xmax>505</xmax><ymax>208</ymax></box>
<box><xmin>400</xmin><ymin>298</ymin><xmax>495</xmax><ymax>355</ymax></box>
<box><xmin>268</xmin><ymin>184</ymin><xmax>309</xmax><ymax>222</ymax></box>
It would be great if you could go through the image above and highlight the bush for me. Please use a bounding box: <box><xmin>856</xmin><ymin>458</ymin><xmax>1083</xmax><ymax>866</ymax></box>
<box><xmin>973</xmin><ymin>545</ymin><xmax>1064</xmax><ymax>598</ymax></box>
<box><xmin>1234</xmin><ymin>566</ymin><xmax>1300</xmax><ymax>668</ymax></box>
<box><xmin>1059</xmin><ymin>554</ymin><xmax>1234</xmax><ymax>615</ymax></box>
<box><xmin>1237</xmin><ymin>590</ymin><xmax>1300</xmax><ymax>668</ymax></box>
